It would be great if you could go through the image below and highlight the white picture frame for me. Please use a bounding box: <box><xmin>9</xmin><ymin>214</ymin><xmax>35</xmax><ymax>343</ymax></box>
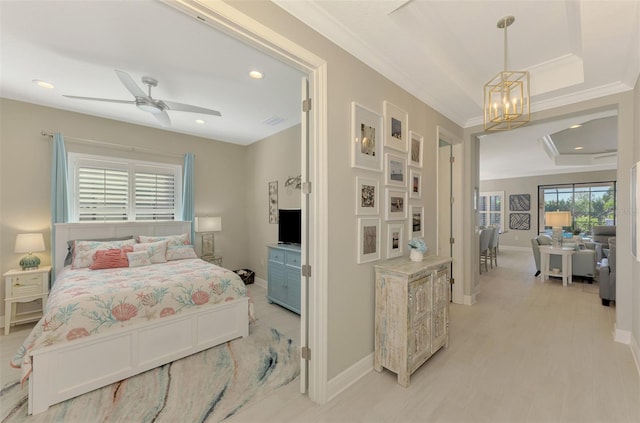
<box><xmin>383</xmin><ymin>101</ymin><xmax>408</xmax><ymax>152</ymax></box>
<box><xmin>408</xmin><ymin>131</ymin><xmax>423</xmax><ymax>168</ymax></box>
<box><xmin>411</xmin><ymin>205</ymin><xmax>424</xmax><ymax>237</ymax></box>
<box><xmin>351</xmin><ymin>102</ymin><xmax>383</xmax><ymax>172</ymax></box>
<box><xmin>386</xmin><ymin>222</ymin><xmax>404</xmax><ymax>259</ymax></box>
<box><xmin>357</xmin><ymin>217</ymin><xmax>381</xmax><ymax>264</ymax></box>
<box><xmin>409</xmin><ymin>169</ymin><xmax>422</xmax><ymax>199</ymax></box>
<box><xmin>355</xmin><ymin>176</ymin><xmax>379</xmax><ymax>215</ymax></box>
<box><xmin>385</xmin><ymin>188</ymin><xmax>407</xmax><ymax>221</ymax></box>
<box><xmin>385</xmin><ymin>153</ymin><xmax>407</xmax><ymax>187</ymax></box>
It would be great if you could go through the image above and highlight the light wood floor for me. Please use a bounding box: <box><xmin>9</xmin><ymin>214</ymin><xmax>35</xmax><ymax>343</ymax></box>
<box><xmin>232</xmin><ymin>249</ymin><xmax>640</xmax><ymax>423</ymax></box>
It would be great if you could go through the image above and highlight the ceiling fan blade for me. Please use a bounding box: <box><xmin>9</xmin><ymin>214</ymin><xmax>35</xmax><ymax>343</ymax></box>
<box><xmin>163</xmin><ymin>100</ymin><xmax>222</xmax><ymax>117</ymax></box>
<box><xmin>115</xmin><ymin>69</ymin><xmax>148</xmax><ymax>99</ymax></box>
<box><xmin>152</xmin><ymin>110</ymin><xmax>171</xmax><ymax>127</ymax></box>
<box><xmin>63</xmin><ymin>95</ymin><xmax>135</xmax><ymax>104</ymax></box>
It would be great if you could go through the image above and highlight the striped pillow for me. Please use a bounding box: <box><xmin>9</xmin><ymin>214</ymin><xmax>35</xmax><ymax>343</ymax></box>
<box><xmin>89</xmin><ymin>247</ymin><xmax>133</xmax><ymax>270</ymax></box>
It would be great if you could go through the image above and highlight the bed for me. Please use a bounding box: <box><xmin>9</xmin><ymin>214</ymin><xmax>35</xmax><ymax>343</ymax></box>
<box><xmin>11</xmin><ymin>221</ymin><xmax>250</xmax><ymax>415</ymax></box>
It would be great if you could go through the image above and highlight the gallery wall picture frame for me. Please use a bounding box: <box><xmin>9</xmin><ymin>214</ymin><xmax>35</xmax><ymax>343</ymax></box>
<box><xmin>509</xmin><ymin>194</ymin><xmax>531</xmax><ymax>211</ymax></box>
<box><xmin>385</xmin><ymin>188</ymin><xmax>407</xmax><ymax>221</ymax></box>
<box><xmin>386</xmin><ymin>222</ymin><xmax>405</xmax><ymax>259</ymax></box>
<box><xmin>268</xmin><ymin>181</ymin><xmax>278</xmax><ymax>224</ymax></box>
<box><xmin>351</xmin><ymin>102</ymin><xmax>383</xmax><ymax>172</ymax></box>
<box><xmin>409</xmin><ymin>169</ymin><xmax>422</xmax><ymax>199</ymax></box>
<box><xmin>385</xmin><ymin>153</ymin><xmax>407</xmax><ymax>187</ymax></box>
<box><xmin>355</xmin><ymin>176</ymin><xmax>379</xmax><ymax>215</ymax></box>
<box><xmin>357</xmin><ymin>217</ymin><xmax>381</xmax><ymax>264</ymax></box>
<box><xmin>408</xmin><ymin>131</ymin><xmax>423</xmax><ymax>168</ymax></box>
<box><xmin>410</xmin><ymin>205</ymin><xmax>424</xmax><ymax>237</ymax></box>
<box><xmin>509</xmin><ymin>213</ymin><xmax>531</xmax><ymax>230</ymax></box>
<box><xmin>383</xmin><ymin>101</ymin><xmax>408</xmax><ymax>152</ymax></box>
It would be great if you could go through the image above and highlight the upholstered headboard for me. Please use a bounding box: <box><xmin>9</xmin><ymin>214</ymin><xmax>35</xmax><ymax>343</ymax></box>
<box><xmin>54</xmin><ymin>221</ymin><xmax>192</xmax><ymax>278</ymax></box>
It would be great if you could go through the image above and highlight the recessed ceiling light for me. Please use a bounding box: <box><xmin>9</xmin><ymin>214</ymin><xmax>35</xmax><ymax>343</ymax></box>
<box><xmin>574</xmin><ymin>146</ymin><xmax>584</xmax><ymax>150</ymax></box>
<box><xmin>195</xmin><ymin>119</ymin><xmax>205</xmax><ymax>125</ymax></box>
<box><xmin>249</xmin><ymin>70</ymin><xmax>263</xmax><ymax>79</ymax></box>
<box><xmin>569</xmin><ymin>124</ymin><xmax>582</xmax><ymax>129</ymax></box>
<box><xmin>33</xmin><ymin>79</ymin><xmax>54</xmax><ymax>89</ymax></box>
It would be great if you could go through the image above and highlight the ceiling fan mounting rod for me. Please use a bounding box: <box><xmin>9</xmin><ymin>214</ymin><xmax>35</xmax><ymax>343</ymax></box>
<box><xmin>141</xmin><ymin>76</ymin><xmax>158</xmax><ymax>98</ymax></box>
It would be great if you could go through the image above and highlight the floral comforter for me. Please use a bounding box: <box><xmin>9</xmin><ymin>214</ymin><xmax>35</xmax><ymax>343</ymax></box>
<box><xmin>11</xmin><ymin>259</ymin><xmax>250</xmax><ymax>383</ymax></box>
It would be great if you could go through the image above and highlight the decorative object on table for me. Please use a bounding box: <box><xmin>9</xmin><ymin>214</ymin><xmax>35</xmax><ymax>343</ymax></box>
<box><xmin>408</xmin><ymin>130</ymin><xmax>423</xmax><ymax>168</ymax></box>
<box><xmin>284</xmin><ymin>175</ymin><xmax>302</xmax><ymax>190</ymax></box>
<box><xmin>384</xmin><ymin>153</ymin><xmax>407</xmax><ymax>187</ymax></box>
<box><xmin>409</xmin><ymin>169</ymin><xmax>421</xmax><ymax>199</ymax></box>
<box><xmin>545</xmin><ymin>210</ymin><xmax>572</xmax><ymax>247</ymax></box>
<box><xmin>408</xmin><ymin>237</ymin><xmax>427</xmax><ymax>262</ymax></box>
<box><xmin>268</xmin><ymin>180</ymin><xmax>278</xmax><ymax>224</ymax></box>
<box><xmin>483</xmin><ymin>15</ymin><xmax>530</xmax><ymax>131</ymax></box>
<box><xmin>383</xmin><ymin>101</ymin><xmax>408</xmax><ymax>152</ymax></box>
<box><xmin>509</xmin><ymin>212</ymin><xmax>531</xmax><ymax>230</ymax></box>
<box><xmin>355</xmin><ymin>176</ymin><xmax>379</xmax><ymax>215</ymax></box>
<box><xmin>233</xmin><ymin>268</ymin><xmax>255</xmax><ymax>285</ymax></box>
<box><xmin>384</xmin><ymin>189</ymin><xmax>407</xmax><ymax>221</ymax></box>
<box><xmin>357</xmin><ymin>217</ymin><xmax>380</xmax><ymax>264</ymax></box>
<box><xmin>411</xmin><ymin>205</ymin><xmax>424</xmax><ymax>237</ymax></box>
<box><xmin>386</xmin><ymin>222</ymin><xmax>404</xmax><ymax>259</ymax></box>
<box><xmin>194</xmin><ymin>216</ymin><xmax>222</xmax><ymax>258</ymax></box>
<box><xmin>351</xmin><ymin>101</ymin><xmax>383</xmax><ymax>171</ymax></box>
<box><xmin>14</xmin><ymin>233</ymin><xmax>46</xmax><ymax>270</ymax></box>
<box><xmin>509</xmin><ymin>194</ymin><xmax>530</xmax><ymax>211</ymax></box>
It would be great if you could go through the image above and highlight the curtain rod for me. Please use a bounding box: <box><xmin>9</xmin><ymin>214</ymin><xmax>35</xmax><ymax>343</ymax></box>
<box><xmin>41</xmin><ymin>131</ymin><xmax>186</xmax><ymax>159</ymax></box>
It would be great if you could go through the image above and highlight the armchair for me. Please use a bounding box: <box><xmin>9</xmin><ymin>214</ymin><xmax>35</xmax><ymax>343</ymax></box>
<box><xmin>531</xmin><ymin>235</ymin><xmax>597</xmax><ymax>281</ymax></box>
<box><xmin>598</xmin><ymin>237</ymin><xmax>616</xmax><ymax>306</ymax></box>
<box><xmin>591</xmin><ymin>225</ymin><xmax>616</xmax><ymax>261</ymax></box>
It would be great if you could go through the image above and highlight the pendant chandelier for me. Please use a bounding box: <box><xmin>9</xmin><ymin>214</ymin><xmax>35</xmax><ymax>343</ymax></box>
<box><xmin>484</xmin><ymin>16</ymin><xmax>530</xmax><ymax>131</ymax></box>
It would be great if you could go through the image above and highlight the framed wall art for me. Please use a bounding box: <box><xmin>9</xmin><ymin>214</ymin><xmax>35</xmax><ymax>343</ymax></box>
<box><xmin>383</xmin><ymin>101</ymin><xmax>408</xmax><ymax>152</ymax></box>
<box><xmin>351</xmin><ymin>102</ymin><xmax>383</xmax><ymax>171</ymax></box>
<box><xmin>509</xmin><ymin>213</ymin><xmax>531</xmax><ymax>230</ymax></box>
<box><xmin>509</xmin><ymin>193</ymin><xmax>530</xmax><ymax>211</ymax></box>
<box><xmin>355</xmin><ymin>176</ymin><xmax>379</xmax><ymax>215</ymax></box>
<box><xmin>410</xmin><ymin>205</ymin><xmax>424</xmax><ymax>237</ymax></box>
<box><xmin>409</xmin><ymin>169</ymin><xmax>422</xmax><ymax>199</ymax></box>
<box><xmin>385</xmin><ymin>188</ymin><xmax>407</xmax><ymax>221</ymax></box>
<box><xmin>357</xmin><ymin>217</ymin><xmax>381</xmax><ymax>264</ymax></box>
<box><xmin>386</xmin><ymin>222</ymin><xmax>404</xmax><ymax>259</ymax></box>
<box><xmin>268</xmin><ymin>181</ymin><xmax>278</xmax><ymax>223</ymax></box>
<box><xmin>408</xmin><ymin>130</ymin><xmax>423</xmax><ymax>168</ymax></box>
<box><xmin>385</xmin><ymin>153</ymin><xmax>407</xmax><ymax>187</ymax></box>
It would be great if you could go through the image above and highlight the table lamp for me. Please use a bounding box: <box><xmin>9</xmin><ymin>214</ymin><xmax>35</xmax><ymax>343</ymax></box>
<box><xmin>15</xmin><ymin>233</ymin><xmax>46</xmax><ymax>270</ymax></box>
<box><xmin>194</xmin><ymin>216</ymin><xmax>222</xmax><ymax>257</ymax></box>
<box><xmin>545</xmin><ymin>211</ymin><xmax>572</xmax><ymax>248</ymax></box>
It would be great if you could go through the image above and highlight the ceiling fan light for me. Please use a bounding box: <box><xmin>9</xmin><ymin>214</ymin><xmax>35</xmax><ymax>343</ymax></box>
<box><xmin>136</xmin><ymin>100</ymin><xmax>162</xmax><ymax>114</ymax></box>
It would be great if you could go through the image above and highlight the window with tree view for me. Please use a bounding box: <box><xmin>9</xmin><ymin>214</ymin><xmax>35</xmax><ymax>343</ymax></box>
<box><xmin>539</xmin><ymin>182</ymin><xmax>616</xmax><ymax>235</ymax></box>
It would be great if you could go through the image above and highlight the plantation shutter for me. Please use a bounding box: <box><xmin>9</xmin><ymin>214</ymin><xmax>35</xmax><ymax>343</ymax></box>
<box><xmin>77</xmin><ymin>166</ymin><xmax>129</xmax><ymax>221</ymax></box>
<box><xmin>135</xmin><ymin>171</ymin><xmax>176</xmax><ymax>220</ymax></box>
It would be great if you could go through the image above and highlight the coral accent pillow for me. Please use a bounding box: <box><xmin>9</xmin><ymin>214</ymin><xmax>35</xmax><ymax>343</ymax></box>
<box><xmin>166</xmin><ymin>245</ymin><xmax>198</xmax><ymax>261</ymax></box>
<box><xmin>127</xmin><ymin>251</ymin><xmax>152</xmax><ymax>268</ymax></box>
<box><xmin>137</xmin><ymin>233</ymin><xmax>190</xmax><ymax>247</ymax></box>
<box><xmin>72</xmin><ymin>239</ymin><xmax>136</xmax><ymax>269</ymax></box>
<box><xmin>133</xmin><ymin>240</ymin><xmax>168</xmax><ymax>263</ymax></box>
<box><xmin>89</xmin><ymin>247</ymin><xmax>133</xmax><ymax>270</ymax></box>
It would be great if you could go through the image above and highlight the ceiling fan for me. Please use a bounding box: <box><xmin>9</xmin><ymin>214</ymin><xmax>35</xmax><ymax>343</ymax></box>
<box><xmin>63</xmin><ymin>69</ymin><xmax>222</xmax><ymax>127</ymax></box>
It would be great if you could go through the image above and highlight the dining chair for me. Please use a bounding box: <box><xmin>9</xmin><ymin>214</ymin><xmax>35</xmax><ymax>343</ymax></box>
<box><xmin>489</xmin><ymin>226</ymin><xmax>499</xmax><ymax>268</ymax></box>
<box><xmin>479</xmin><ymin>228</ymin><xmax>492</xmax><ymax>273</ymax></box>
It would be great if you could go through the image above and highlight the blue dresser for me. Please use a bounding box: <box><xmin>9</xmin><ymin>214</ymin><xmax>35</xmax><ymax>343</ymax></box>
<box><xmin>267</xmin><ymin>244</ymin><xmax>301</xmax><ymax>314</ymax></box>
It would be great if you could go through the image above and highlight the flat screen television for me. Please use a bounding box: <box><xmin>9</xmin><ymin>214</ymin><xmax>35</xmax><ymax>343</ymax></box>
<box><xmin>278</xmin><ymin>208</ymin><xmax>301</xmax><ymax>245</ymax></box>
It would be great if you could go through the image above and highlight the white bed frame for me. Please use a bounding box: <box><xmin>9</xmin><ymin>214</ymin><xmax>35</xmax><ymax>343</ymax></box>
<box><xmin>27</xmin><ymin>221</ymin><xmax>249</xmax><ymax>415</ymax></box>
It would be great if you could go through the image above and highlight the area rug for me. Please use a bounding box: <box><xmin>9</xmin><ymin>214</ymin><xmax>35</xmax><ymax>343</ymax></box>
<box><xmin>1</xmin><ymin>322</ymin><xmax>299</xmax><ymax>422</ymax></box>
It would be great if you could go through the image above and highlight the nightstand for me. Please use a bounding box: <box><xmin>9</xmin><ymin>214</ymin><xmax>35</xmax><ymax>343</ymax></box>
<box><xmin>202</xmin><ymin>255</ymin><xmax>223</xmax><ymax>267</ymax></box>
<box><xmin>4</xmin><ymin>266</ymin><xmax>50</xmax><ymax>335</ymax></box>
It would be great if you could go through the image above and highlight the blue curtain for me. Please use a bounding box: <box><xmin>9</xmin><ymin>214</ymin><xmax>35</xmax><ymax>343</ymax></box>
<box><xmin>182</xmin><ymin>153</ymin><xmax>195</xmax><ymax>244</ymax></box>
<box><xmin>51</xmin><ymin>132</ymin><xmax>69</xmax><ymax>277</ymax></box>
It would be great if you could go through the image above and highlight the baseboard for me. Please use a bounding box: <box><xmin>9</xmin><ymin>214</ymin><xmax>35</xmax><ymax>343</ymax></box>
<box><xmin>327</xmin><ymin>352</ymin><xmax>373</xmax><ymax>402</ymax></box>
<box><xmin>0</xmin><ymin>316</ymin><xmax>4</xmax><ymax>330</ymax></box>
<box><xmin>499</xmin><ymin>245</ymin><xmax>531</xmax><ymax>252</ymax></box>
<box><xmin>614</xmin><ymin>326</ymin><xmax>632</xmax><ymax>344</ymax></box>
<box><xmin>630</xmin><ymin>333</ymin><xmax>640</xmax><ymax>377</ymax></box>
<box><xmin>463</xmin><ymin>293</ymin><xmax>477</xmax><ymax>305</ymax></box>
<box><xmin>254</xmin><ymin>276</ymin><xmax>267</xmax><ymax>289</ymax></box>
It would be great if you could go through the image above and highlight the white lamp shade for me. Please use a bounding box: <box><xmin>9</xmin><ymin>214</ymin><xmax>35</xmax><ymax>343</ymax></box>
<box><xmin>14</xmin><ymin>233</ymin><xmax>46</xmax><ymax>253</ymax></box>
<box><xmin>194</xmin><ymin>216</ymin><xmax>222</xmax><ymax>232</ymax></box>
<box><xmin>545</xmin><ymin>211</ymin><xmax>572</xmax><ymax>227</ymax></box>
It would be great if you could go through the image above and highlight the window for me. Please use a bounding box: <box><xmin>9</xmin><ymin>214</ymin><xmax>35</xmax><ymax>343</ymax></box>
<box><xmin>68</xmin><ymin>153</ymin><xmax>182</xmax><ymax>222</ymax></box>
<box><xmin>479</xmin><ymin>191</ymin><xmax>504</xmax><ymax>232</ymax></box>
<box><xmin>538</xmin><ymin>182</ymin><xmax>616</xmax><ymax>234</ymax></box>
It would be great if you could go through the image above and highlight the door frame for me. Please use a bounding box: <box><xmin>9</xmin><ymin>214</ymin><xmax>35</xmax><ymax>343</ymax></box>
<box><xmin>165</xmin><ymin>0</ymin><xmax>329</xmax><ymax>403</ymax></box>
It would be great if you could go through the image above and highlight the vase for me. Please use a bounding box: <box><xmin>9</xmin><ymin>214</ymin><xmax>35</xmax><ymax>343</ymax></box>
<box><xmin>410</xmin><ymin>249</ymin><xmax>423</xmax><ymax>262</ymax></box>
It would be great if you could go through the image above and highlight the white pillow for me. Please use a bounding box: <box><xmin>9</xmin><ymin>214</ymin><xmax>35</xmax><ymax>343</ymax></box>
<box><xmin>127</xmin><ymin>250</ymin><xmax>152</xmax><ymax>268</ymax></box>
<box><xmin>133</xmin><ymin>240</ymin><xmax>168</xmax><ymax>263</ymax></box>
<box><xmin>137</xmin><ymin>233</ymin><xmax>190</xmax><ymax>247</ymax></box>
<box><xmin>166</xmin><ymin>245</ymin><xmax>198</xmax><ymax>261</ymax></box>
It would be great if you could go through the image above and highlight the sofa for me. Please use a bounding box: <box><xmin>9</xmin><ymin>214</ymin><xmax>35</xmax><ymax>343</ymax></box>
<box><xmin>531</xmin><ymin>234</ymin><xmax>597</xmax><ymax>281</ymax></box>
<box><xmin>598</xmin><ymin>237</ymin><xmax>616</xmax><ymax>306</ymax></box>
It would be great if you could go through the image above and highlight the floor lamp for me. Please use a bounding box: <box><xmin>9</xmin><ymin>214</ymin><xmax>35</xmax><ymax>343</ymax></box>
<box><xmin>545</xmin><ymin>211</ymin><xmax>572</xmax><ymax>248</ymax></box>
<box><xmin>194</xmin><ymin>216</ymin><xmax>222</xmax><ymax>258</ymax></box>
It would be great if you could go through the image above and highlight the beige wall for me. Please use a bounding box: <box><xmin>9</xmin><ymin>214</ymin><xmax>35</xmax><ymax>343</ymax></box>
<box><xmin>246</xmin><ymin>125</ymin><xmax>302</xmax><ymax>280</ymax></box>
<box><xmin>632</xmin><ymin>73</ymin><xmax>640</xmax><ymax>360</ymax></box>
<box><xmin>480</xmin><ymin>170</ymin><xmax>617</xmax><ymax>249</ymax></box>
